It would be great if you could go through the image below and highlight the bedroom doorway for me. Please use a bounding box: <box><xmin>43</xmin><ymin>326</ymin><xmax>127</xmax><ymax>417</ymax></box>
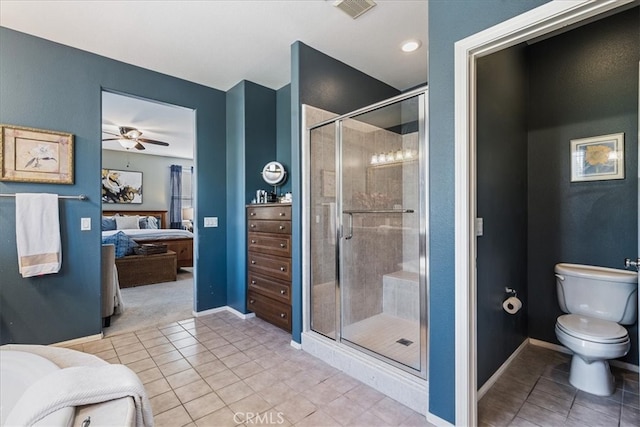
<box><xmin>100</xmin><ymin>89</ymin><xmax>197</xmax><ymax>336</ymax></box>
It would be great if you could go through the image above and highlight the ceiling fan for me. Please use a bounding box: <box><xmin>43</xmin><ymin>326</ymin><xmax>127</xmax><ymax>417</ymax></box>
<box><xmin>102</xmin><ymin>126</ymin><xmax>170</xmax><ymax>151</ymax></box>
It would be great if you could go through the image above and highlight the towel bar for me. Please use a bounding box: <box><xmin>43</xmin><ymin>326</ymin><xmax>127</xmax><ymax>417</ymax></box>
<box><xmin>0</xmin><ymin>193</ymin><xmax>88</xmax><ymax>200</ymax></box>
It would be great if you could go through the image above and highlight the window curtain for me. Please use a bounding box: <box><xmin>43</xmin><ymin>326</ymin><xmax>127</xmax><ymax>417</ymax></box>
<box><xmin>169</xmin><ymin>165</ymin><xmax>182</xmax><ymax>229</ymax></box>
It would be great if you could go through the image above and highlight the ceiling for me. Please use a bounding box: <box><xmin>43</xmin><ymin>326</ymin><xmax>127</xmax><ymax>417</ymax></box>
<box><xmin>0</xmin><ymin>0</ymin><xmax>428</xmax><ymax>159</ymax></box>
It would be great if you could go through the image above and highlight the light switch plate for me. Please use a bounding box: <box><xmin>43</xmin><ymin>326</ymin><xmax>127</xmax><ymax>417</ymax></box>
<box><xmin>204</xmin><ymin>217</ymin><xmax>218</xmax><ymax>228</ymax></box>
<box><xmin>475</xmin><ymin>218</ymin><xmax>483</xmax><ymax>236</ymax></box>
<box><xmin>81</xmin><ymin>217</ymin><xmax>91</xmax><ymax>231</ymax></box>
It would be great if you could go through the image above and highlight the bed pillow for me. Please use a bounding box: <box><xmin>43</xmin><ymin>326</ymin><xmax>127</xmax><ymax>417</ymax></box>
<box><xmin>101</xmin><ymin>216</ymin><xmax>117</xmax><ymax>231</ymax></box>
<box><xmin>101</xmin><ymin>231</ymin><xmax>138</xmax><ymax>258</ymax></box>
<box><xmin>115</xmin><ymin>215</ymin><xmax>140</xmax><ymax>230</ymax></box>
<box><xmin>139</xmin><ymin>216</ymin><xmax>159</xmax><ymax>229</ymax></box>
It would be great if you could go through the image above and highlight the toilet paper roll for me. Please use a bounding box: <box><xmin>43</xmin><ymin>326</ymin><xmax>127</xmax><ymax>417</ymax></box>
<box><xmin>503</xmin><ymin>296</ymin><xmax>522</xmax><ymax>314</ymax></box>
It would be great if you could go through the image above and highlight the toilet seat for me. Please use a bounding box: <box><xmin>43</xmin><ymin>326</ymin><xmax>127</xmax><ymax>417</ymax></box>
<box><xmin>556</xmin><ymin>314</ymin><xmax>628</xmax><ymax>343</ymax></box>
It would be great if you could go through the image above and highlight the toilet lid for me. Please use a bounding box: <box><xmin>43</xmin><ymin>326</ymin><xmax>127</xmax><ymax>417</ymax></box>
<box><xmin>557</xmin><ymin>314</ymin><xmax>628</xmax><ymax>342</ymax></box>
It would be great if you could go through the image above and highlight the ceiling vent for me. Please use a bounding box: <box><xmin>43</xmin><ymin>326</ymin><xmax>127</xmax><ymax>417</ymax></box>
<box><xmin>333</xmin><ymin>0</ymin><xmax>377</xmax><ymax>19</ymax></box>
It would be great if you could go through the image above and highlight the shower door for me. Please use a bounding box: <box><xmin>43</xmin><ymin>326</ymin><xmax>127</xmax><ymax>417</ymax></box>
<box><xmin>309</xmin><ymin>90</ymin><xmax>427</xmax><ymax>377</ymax></box>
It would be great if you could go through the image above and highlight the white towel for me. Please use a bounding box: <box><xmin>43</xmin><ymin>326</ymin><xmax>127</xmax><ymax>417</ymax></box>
<box><xmin>4</xmin><ymin>364</ymin><xmax>154</xmax><ymax>427</ymax></box>
<box><xmin>15</xmin><ymin>193</ymin><xmax>61</xmax><ymax>278</ymax></box>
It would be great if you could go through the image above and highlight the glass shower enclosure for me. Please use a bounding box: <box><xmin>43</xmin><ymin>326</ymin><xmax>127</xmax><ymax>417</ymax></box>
<box><xmin>307</xmin><ymin>89</ymin><xmax>428</xmax><ymax>377</ymax></box>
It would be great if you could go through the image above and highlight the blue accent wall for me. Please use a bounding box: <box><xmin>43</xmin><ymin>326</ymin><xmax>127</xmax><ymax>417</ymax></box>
<box><xmin>290</xmin><ymin>40</ymin><xmax>399</xmax><ymax>343</ymax></box>
<box><xmin>276</xmin><ymin>84</ymin><xmax>292</xmax><ymax>195</ymax></box>
<box><xmin>0</xmin><ymin>27</ymin><xmax>227</xmax><ymax>344</ymax></box>
<box><xmin>226</xmin><ymin>81</ymin><xmax>277</xmax><ymax>313</ymax></box>
<box><xmin>527</xmin><ymin>7</ymin><xmax>639</xmax><ymax>364</ymax></box>
<box><xmin>428</xmin><ymin>1</ymin><xmax>549</xmax><ymax>422</ymax></box>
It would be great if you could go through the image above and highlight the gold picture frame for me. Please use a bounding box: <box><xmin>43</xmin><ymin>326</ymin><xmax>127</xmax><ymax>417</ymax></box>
<box><xmin>0</xmin><ymin>124</ymin><xmax>74</xmax><ymax>184</ymax></box>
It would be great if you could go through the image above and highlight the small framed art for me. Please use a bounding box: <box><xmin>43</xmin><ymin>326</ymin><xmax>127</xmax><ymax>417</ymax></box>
<box><xmin>570</xmin><ymin>133</ymin><xmax>624</xmax><ymax>182</ymax></box>
<box><xmin>0</xmin><ymin>124</ymin><xmax>74</xmax><ymax>184</ymax></box>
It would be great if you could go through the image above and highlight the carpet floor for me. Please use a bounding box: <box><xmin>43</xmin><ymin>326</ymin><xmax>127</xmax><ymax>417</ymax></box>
<box><xmin>103</xmin><ymin>268</ymin><xmax>193</xmax><ymax>337</ymax></box>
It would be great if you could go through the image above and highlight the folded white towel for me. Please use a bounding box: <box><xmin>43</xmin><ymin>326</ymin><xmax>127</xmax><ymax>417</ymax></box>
<box><xmin>15</xmin><ymin>193</ymin><xmax>61</xmax><ymax>278</ymax></box>
<box><xmin>5</xmin><ymin>364</ymin><xmax>154</xmax><ymax>427</ymax></box>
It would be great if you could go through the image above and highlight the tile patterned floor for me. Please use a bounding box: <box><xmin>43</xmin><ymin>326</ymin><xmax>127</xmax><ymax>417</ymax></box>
<box><xmin>68</xmin><ymin>311</ymin><xmax>434</xmax><ymax>427</ymax></box>
<box><xmin>478</xmin><ymin>344</ymin><xmax>640</xmax><ymax>427</ymax></box>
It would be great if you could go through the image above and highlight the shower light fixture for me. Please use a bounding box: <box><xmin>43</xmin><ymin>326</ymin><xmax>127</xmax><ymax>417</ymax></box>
<box><xmin>369</xmin><ymin>149</ymin><xmax>417</xmax><ymax>166</ymax></box>
<box><xmin>401</xmin><ymin>39</ymin><xmax>422</xmax><ymax>53</ymax></box>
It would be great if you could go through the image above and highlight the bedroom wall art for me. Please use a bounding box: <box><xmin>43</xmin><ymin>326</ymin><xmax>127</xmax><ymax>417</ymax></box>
<box><xmin>0</xmin><ymin>124</ymin><xmax>74</xmax><ymax>184</ymax></box>
<box><xmin>101</xmin><ymin>168</ymin><xmax>143</xmax><ymax>204</ymax></box>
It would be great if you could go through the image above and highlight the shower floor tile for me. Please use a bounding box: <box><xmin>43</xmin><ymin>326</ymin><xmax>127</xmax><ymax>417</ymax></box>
<box><xmin>342</xmin><ymin>313</ymin><xmax>421</xmax><ymax>370</ymax></box>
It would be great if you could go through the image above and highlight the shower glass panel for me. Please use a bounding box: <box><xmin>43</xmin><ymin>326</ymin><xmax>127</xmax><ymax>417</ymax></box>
<box><xmin>308</xmin><ymin>90</ymin><xmax>427</xmax><ymax>377</ymax></box>
<box><xmin>340</xmin><ymin>96</ymin><xmax>422</xmax><ymax>372</ymax></box>
<box><xmin>309</xmin><ymin>122</ymin><xmax>338</xmax><ymax>339</ymax></box>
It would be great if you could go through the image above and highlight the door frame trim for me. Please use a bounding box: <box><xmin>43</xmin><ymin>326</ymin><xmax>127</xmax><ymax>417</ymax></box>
<box><xmin>453</xmin><ymin>1</ymin><xmax>636</xmax><ymax>425</ymax></box>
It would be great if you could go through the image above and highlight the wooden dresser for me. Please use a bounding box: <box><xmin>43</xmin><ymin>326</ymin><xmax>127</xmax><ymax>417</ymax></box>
<box><xmin>246</xmin><ymin>203</ymin><xmax>292</xmax><ymax>332</ymax></box>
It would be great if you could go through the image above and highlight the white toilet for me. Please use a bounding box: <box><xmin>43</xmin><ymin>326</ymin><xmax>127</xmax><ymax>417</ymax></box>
<box><xmin>554</xmin><ymin>263</ymin><xmax>638</xmax><ymax>396</ymax></box>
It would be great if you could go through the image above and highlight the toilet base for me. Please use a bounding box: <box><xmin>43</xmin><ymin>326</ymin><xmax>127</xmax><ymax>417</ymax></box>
<box><xmin>569</xmin><ymin>355</ymin><xmax>615</xmax><ymax>396</ymax></box>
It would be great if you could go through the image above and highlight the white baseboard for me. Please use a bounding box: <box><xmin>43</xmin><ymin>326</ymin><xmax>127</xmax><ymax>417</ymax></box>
<box><xmin>290</xmin><ymin>340</ymin><xmax>302</xmax><ymax>350</ymax></box>
<box><xmin>426</xmin><ymin>411</ymin><xmax>454</xmax><ymax>427</ymax></box>
<box><xmin>477</xmin><ymin>339</ymin><xmax>529</xmax><ymax>399</ymax></box>
<box><xmin>529</xmin><ymin>338</ymin><xmax>639</xmax><ymax>373</ymax></box>
<box><xmin>193</xmin><ymin>306</ymin><xmax>255</xmax><ymax>320</ymax></box>
<box><xmin>52</xmin><ymin>333</ymin><xmax>103</xmax><ymax>347</ymax></box>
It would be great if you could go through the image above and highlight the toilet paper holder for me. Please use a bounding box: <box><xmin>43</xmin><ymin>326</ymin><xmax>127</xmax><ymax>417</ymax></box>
<box><xmin>505</xmin><ymin>287</ymin><xmax>517</xmax><ymax>297</ymax></box>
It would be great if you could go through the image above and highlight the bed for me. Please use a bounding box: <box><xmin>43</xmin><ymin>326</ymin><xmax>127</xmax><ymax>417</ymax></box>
<box><xmin>102</xmin><ymin>210</ymin><xmax>194</xmax><ymax>269</ymax></box>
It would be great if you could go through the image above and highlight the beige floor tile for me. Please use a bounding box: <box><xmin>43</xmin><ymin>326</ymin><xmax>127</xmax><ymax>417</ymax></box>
<box><xmin>213</xmin><ymin>343</ymin><xmax>241</xmax><ymax>358</ymax></box>
<box><xmin>258</xmin><ymin>382</ymin><xmax>299</xmax><ymax>407</ymax></box>
<box><xmin>145</xmin><ymin>378</ymin><xmax>172</xmax><ymax>398</ymax></box>
<box><xmin>160</xmin><ymin>324</ymin><xmax>186</xmax><ymax>336</ymax></box>
<box><xmin>83</xmin><ymin>339</ymin><xmax>114</xmax><ymax>354</ymax></box>
<box><xmin>138</xmin><ymin>366</ymin><xmax>164</xmax><ymax>384</ymax></box>
<box><xmin>322</xmin><ymin>395</ymin><xmax>367</xmax><ymax>425</ymax></box>
<box><xmin>153</xmin><ymin>404</ymin><xmax>193</xmax><ymax>427</ymax></box>
<box><xmin>149</xmin><ymin>390</ymin><xmax>182</xmax><ymax>415</ymax></box>
<box><xmin>369</xmin><ymin>396</ymin><xmax>415</xmax><ymax>425</ymax></box>
<box><xmin>301</xmin><ymin>381</ymin><xmax>343</xmax><ymax>406</ymax></box>
<box><xmin>275</xmin><ymin>395</ymin><xmax>317</xmax><ymax>424</ymax></box>
<box><xmin>517</xmin><ymin>401</ymin><xmax>567</xmax><ymax>426</ymax></box>
<box><xmin>508</xmin><ymin>416</ymin><xmax>540</xmax><ymax>427</ymax></box>
<box><xmin>111</xmin><ymin>333</ymin><xmax>140</xmax><ymax>347</ymax></box>
<box><xmin>114</xmin><ymin>341</ymin><xmax>146</xmax><ymax>356</ymax></box>
<box><xmin>621</xmin><ymin>404</ymin><xmax>640</xmax><ymax>427</ymax></box>
<box><xmin>157</xmin><ymin>358</ymin><xmax>192</xmax><ymax>377</ymax></box>
<box><xmin>201</xmin><ymin>337</ymin><xmax>231</xmax><ymax>350</ymax></box>
<box><xmin>321</xmin><ymin>373</ymin><xmax>362</xmax><ymax>394</ymax></box>
<box><xmin>166</xmin><ymin>367</ymin><xmax>202</xmax><ymax>389</ymax></box>
<box><xmin>568</xmin><ymin>402</ymin><xmax>619</xmax><ymax>426</ymax></box>
<box><xmin>574</xmin><ymin>390</ymin><xmax>622</xmax><ymax>419</ymax></box>
<box><xmin>140</xmin><ymin>335</ymin><xmax>171</xmax><ymax>349</ymax></box>
<box><xmin>244</xmin><ymin>370</ymin><xmax>279</xmax><ymax>392</ymax></box>
<box><xmin>533</xmin><ymin>377</ymin><xmax>577</xmax><ymax>401</ymax></box>
<box><xmin>135</xmin><ymin>328</ymin><xmax>164</xmax><ymax>342</ymax></box>
<box><xmin>295</xmin><ymin>409</ymin><xmax>339</xmax><ymax>427</ymax></box>
<box><xmin>186</xmin><ymin>350</ymin><xmax>218</xmax><ymax>367</ymax></box>
<box><xmin>172</xmin><ymin>336</ymin><xmax>200</xmax><ymax>349</ymax></box>
<box><xmin>246</xmin><ymin>409</ymin><xmax>292</xmax><ymax>426</ymax></box>
<box><xmin>146</xmin><ymin>342</ymin><xmax>177</xmax><ymax>357</ymax></box>
<box><xmin>204</xmin><ymin>369</ymin><xmax>242</xmax><ymax>391</ymax></box>
<box><xmin>525</xmin><ymin>389</ymin><xmax>572</xmax><ymax>417</ymax></box>
<box><xmin>344</xmin><ymin>384</ymin><xmax>386</xmax><ymax>409</ymax></box>
<box><xmin>228</xmin><ymin>393</ymin><xmax>273</xmax><ymax>415</ymax></box>
<box><xmin>195</xmin><ymin>359</ymin><xmax>227</xmax><ymax>377</ymax></box>
<box><xmin>178</xmin><ymin>342</ymin><xmax>208</xmax><ymax>357</ymax></box>
<box><xmin>174</xmin><ymin>378</ymin><xmax>213</xmax><ymax>403</ymax></box>
<box><xmin>194</xmin><ymin>406</ymin><xmax>240</xmax><ymax>427</ymax></box>
<box><xmin>220</xmin><ymin>351</ymin><xmax>251</xmax><ymax>368</ymax></box>
<box><xmin>184</xmin><ymin>391</ymin><xmax>226</xmax><ymax>420</ymax></box>
<box><xmin>399</xmin><ymin>412</ymin><xmax>436</xmax><ymax>427</ymax></box>
<box><xmin>232</xmin><ymin>361</ymin><xmax>264</xmax><ymax>379</ymax></box>
<box><xmin>93</xmin><ymin>348</ymin><xmax>117</xmax><ymax>361</ymax></box>
<box><xmin>118</xmin><ymin>348</ymin><xmax>151</xmax><ymax>364</ymax></box>
<box><xmin>152</xmin><ymin>349</ymin><xmax>185</xmax><ymax>366</ymax></box>
<box><xmin>345</xmin><ymin>410</ymin><xmax>389</xmax><ymax>427</ymax></box>
<box><xmin>125</xmin><ymin>357</ymin><xmax>157</xmax><ymax>373</ymax></box>
<box><xmin>217</xmin><ymin>381</ymin><xmax>255</xmax><ymax>405</ymax></box>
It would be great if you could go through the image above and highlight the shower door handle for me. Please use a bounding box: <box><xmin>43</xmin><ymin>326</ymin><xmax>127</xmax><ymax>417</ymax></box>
<box><xmin>344</xmin><ymin>212</ymin><xmax>353</xmax><ymax>240</ymax></box>
<box><xmin>624</xmin><ymin>258</ymin><xmax>640</xmax><ymax>272</ymax></box>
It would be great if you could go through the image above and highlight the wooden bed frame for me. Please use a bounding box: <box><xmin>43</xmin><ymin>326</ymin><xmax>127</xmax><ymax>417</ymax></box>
<box><xmin>102</xmin><ymin>209</ymin><xmax>193</xmax><ymax>269</ymax></box>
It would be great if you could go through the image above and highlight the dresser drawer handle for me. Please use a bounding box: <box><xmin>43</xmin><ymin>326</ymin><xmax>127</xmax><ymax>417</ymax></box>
<box><xmin>279</xmin><ymin>225</ymin><xmax>285</xmax><ymax>230</ymax></box>
<box><xmin>250</xmin><ymin>224</ymin><xmax>256</xmax><ymax>228</ymax></box>
<box><xmin>251</xmin><ymin>240</ymin><xmax>256</xmax><ymax>244</ymax></box>
<box><xmin>250</xmin><ymin>212</ymin><xmax>256</xmax><ymax>216</ymax></box>
<box><xmin>280</xmin><ymin>289</ymin><xmax>286</xmax><ymax>295</ymax></box>
<box><xmin>250</xmin><ymin>299</ymin><xmax>255</xmax><ymax>304</ymax></box>
<box><xmin>280</xmin><ymin>267</ymin><xmax>285</xmax><ymax>272</ymax></box>
<box><xmin>279</xmin><ymin>212</ymin><xmax>285</xmax><ymax>216</ymax></box>
<box><xmin>280</xmin><ymin>313</ymin><xmax>286</xmax><ymax>318</ymax></box>
<box><xmin>280</xmin><ymin>243</ymin><xmax>285</xmax><ymax>248</ymax></box>
<box><xmin>251</xmin><ymin>260</ymin><xmax>256</xmax><ymax>264</ymax></box>
<box><xmin>251</xmin><ymin>280</ymin><xmax>256</xmax><ymax>285</ymax></box>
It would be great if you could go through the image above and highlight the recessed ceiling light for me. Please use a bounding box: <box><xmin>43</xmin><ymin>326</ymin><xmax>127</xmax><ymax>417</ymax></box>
<box><xmin>401</xmin><ymin>40</ymin><xmax>422</xmax><ymax>53</ymax></box>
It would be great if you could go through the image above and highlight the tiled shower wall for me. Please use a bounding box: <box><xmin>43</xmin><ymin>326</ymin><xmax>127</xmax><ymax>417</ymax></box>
<box><xmin>308</xmin><ymin>105</ymin><xmax>420</xmax><ymax>333</ymax></box>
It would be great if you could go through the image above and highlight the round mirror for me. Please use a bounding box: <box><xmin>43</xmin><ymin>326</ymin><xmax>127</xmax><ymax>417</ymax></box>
<box><xmin>262</xmin><ymin>161</ymin><xmax>287</xmax><ymax>186</ymax></box>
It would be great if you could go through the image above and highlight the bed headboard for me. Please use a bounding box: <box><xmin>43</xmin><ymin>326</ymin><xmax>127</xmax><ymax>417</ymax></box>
<box><xmin>102</xmin><ymin>210</ymin><xmax>168</xmax><ymax>229</ymax></box>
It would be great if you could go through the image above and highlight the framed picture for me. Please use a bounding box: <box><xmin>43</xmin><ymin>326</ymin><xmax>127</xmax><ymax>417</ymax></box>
<box><xmin>0</xmin><ymin>124</ymin><xmax>74</xmax><ymax>184</ymax></box>
<box><xmin>570</xmin><ymin>133</ymin><xmax>624</xmax><ymax>182</ymax></box>
<box><xmin>102</xmin><ymin>169</ymin><xmax>143</xmax><ymax>204</ymax></box>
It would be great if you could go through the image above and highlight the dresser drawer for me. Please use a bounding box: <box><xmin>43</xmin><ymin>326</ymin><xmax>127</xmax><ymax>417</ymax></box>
<box><xmin>248</xmin><ymin>271</ymin><xmax>290</xmax><ymax>304</ymax></box>
<box><xmin>247</xmin><ymin>220</ymin><xmax>290</xmax><ymax>234</ymax></box>
<box><xmin>248</xmin><ymin>291</ymin><xmax>291</xmax><ymax>331</ymax></box>
<box><xmin>248</xmin><ymin>232</ymin><xmax>291</xmax><ymax>257</ymax></box>
<box><xmin>248</xmin><ymin>251</ymin><xmax>291</xmax><ymax>281</ymax></box>
<box><xmin>247</xmin><ymin>205</ymin><xmax>291</xmax><ymax>220</ymax></box>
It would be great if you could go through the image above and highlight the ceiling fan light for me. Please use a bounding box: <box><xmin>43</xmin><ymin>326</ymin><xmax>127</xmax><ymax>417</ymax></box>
<box><xmin>125</xmin><ymin>129</ymin><xmax>142</xmax><ymax>139</ymax></box>
<box><xmin>118</xmin><ymin>138</ymin><xmax>137</xmax><ymax>150</ymax></box>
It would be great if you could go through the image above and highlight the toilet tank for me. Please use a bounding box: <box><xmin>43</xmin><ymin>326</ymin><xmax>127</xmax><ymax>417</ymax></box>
<box><xmin>555</xmin><ymin>263</ymin><xmax>638</xmax><ymax>325</ymax></box>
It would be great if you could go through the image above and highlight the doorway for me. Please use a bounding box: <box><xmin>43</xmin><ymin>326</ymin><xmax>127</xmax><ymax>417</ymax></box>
<box><xmin>100</xmin><ymin>90</ymin><xmax>197</xmax><ymax>336</ymax></box>
<box><xmin>454</xmin><ymin>1</ymin><xmax>639</xmax><ymax>425</ymax></box>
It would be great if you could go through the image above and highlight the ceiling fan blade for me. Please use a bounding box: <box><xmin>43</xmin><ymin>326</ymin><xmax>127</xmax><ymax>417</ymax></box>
<box><xmin>138</xmin><ymin>137</ymin><xmax>169</xmax><ymax>146</ymax></box>
<box><xmin>102</xmin><ymin>131</ymin><xmax>120</xmax><ymax>137</ymax></box>
<box><xmin>135</xmin><ymin>143</ymin><xmax>146</xmax><ymax>150</ymax></box>
<box><xmin>102</xmin><ymin>138</ymin><xmax>120</xmax><ymax>142</ymax></box>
